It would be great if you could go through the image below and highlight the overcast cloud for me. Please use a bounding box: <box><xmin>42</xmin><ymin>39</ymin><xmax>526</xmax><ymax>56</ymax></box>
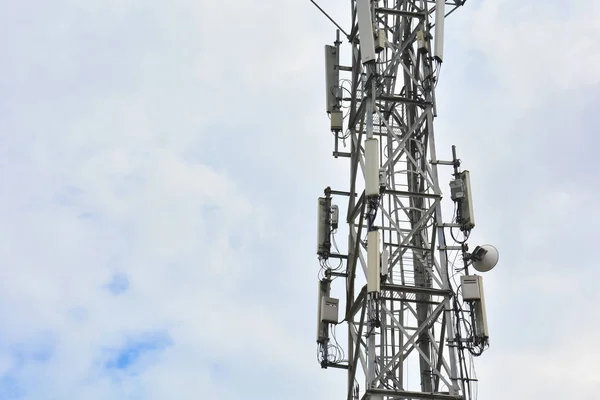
<box><xmin>0</xmin><ymin>0</ymin><xmax>597</xmax><ymax>399</ymax></box>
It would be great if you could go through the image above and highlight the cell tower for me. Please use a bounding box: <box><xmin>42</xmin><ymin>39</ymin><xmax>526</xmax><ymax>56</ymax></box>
<box><xmin>313</xmin><ymin>1</ymin><xmax>499</xmax><ymax>400</ymax></box>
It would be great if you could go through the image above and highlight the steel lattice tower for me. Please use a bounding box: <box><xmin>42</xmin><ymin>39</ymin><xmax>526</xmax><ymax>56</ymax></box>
<box><xmin>314</xmin><ymin>1</ymin><xmax>496</xmax><ymax>400</ymax></box>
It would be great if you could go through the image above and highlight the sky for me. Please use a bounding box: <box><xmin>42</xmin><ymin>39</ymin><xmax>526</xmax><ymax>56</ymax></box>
<box><xmin>0</xmin><ymin>0</ymin><xmax>598</xmax><ymax>399</ymax></box>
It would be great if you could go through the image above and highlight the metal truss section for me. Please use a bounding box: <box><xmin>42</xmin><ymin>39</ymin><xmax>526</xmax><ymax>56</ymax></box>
<box><xmin>341</xmin><ymin>1</ymin><xmax>469</xmax><ymax>400</ymax></box>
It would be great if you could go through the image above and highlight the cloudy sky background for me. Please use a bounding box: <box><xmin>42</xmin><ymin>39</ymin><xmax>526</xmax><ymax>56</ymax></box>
<box><xmin>0</xmin><ymin>0</ymin><xmax>598</xmax><ymax>399</ymax></box>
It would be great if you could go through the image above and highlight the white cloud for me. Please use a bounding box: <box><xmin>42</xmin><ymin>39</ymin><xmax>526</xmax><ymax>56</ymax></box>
<box><xmin>0</xmin><ymin>0</ymin><xmax>598</xmax><ymax>399</ymax></box>
<box><xmin>465</xmin><ymin>0</ymin><xmax>600</xmax><ymax>107</ymax></box>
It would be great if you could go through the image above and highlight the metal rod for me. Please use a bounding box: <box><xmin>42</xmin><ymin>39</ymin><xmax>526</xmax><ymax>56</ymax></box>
<box><xmin>309</xmin><ymin>0</ymin><xmax>350</xmax><ymax>38</ymax></box>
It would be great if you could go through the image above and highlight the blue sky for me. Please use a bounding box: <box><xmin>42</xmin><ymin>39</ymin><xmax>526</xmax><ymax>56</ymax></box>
<box><xmin>0</xmin><ymin>0</ymin><xmax>598</xmax><ymax>399</ymax></box>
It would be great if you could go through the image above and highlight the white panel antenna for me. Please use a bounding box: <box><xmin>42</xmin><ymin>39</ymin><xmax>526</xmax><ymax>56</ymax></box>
<box><xmin>461</xmin><ymin>170</ymin><xmax>475</xmax><ymax>230</ymax></box>
<box><xmin>475</xmin><ymin>282</ymin><xmax>490</xmax><ymax>338</ymax></box>
<box><xmin>316</xmin><ymin>280</ymin><xmax>324</xmax><ymax>340</ymax></box>
<box><xmin>367</xmin><ymin>230</ymin><xmax>381</xmax><ymax>293</ymax></box>
<box><xmin>356</xmin><ymin>0</ymin><xmax>376</xmax><ymax>64</ymax></box>
<box><xmin>317</xmin><ymin>197</ymin><xmax>331</xmax><ymax>256</ymax></box>
<box><xmin>324</xmin><ymin>45</ymin><xmax>339</xmax><ymax>113</ymax></box>
<box><xmin>365</xmin><ymin>138</ymin><xmax>379</xmax><ymax>197</ymax></box>
<box><xmin>434</xmin><ymin>0</ymin><xmax>445</xmax><ymax>61</ymax></box>
<box><xmin>316</xmin><ymin>279</ymin><xmax>331</xmax><ymax>341</ymax></box>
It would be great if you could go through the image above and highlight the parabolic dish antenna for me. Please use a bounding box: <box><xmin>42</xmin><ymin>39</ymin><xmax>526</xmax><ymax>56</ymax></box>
<box><xmin>472</xmin><ymin>244</ymin><xmax>499</xmax><ymax>273</ymax></box>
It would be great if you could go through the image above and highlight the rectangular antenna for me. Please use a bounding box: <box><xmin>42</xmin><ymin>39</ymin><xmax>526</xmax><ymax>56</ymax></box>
<box><xmin>367</xmin><ymin>230</ymin><xmax>381</xmax><ymax>293</ymax></box>
<box><xmin>316</xmin><ymin>279</ymin><xmax>331</xmax><ymax>341</ymax></box>
<box><xmin>356</xmin><ymin>0</ymin><xmax>376</xmax><ymax>64</ymax></box>
<box><xmin>317</xmin><ymin>197</ymin><xmax>331</xmax><ymax>256</ymax></box>
<box><xmin>434</xmin><ymin>0</ymin><xmax>445</xmax><ymax>61</ymax></box>
<box><xmin>365</xmin><ymin>138</ymin><xmax>380</xmax><ymax>197</ymax></box>
<box><xmin>460</xmin><ymin>170</ymin><xmax>475</xmax><ymax>230</ymax></box>
<box><xmin>324</xmin><ymin>45</ymin><xmax>339</xmax><ymax>113</ymax></box>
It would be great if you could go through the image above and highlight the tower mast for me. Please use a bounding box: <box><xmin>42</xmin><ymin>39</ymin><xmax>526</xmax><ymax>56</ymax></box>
<box><xmin>314</xmin><ymin>1</ymin><xmax>498</xmax><ymax>400</ymax></box>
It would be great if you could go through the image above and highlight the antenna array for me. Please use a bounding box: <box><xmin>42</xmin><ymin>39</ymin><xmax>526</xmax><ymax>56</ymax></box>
<box><xmin>313</xmin><ymin>2</ymin><xmax>499</xmax><ymax>400</ymax></box>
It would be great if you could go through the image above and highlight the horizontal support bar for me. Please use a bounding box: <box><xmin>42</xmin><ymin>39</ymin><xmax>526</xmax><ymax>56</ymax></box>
<box><xmin>329</xmin><ymin>190</ymin><xmax>357</xmax><ymax>197</ymax></box>
<box><xmin>384</xmin><ymin>189</ymin><xmax>442</xmax><ymax>199</ymax></box>
<box><xmin>322</xmin><ymin>361</ymin><xmax>349</xmax><ymax>370</ymax></box>
<box><xmin>379</xmin><ymin>296</ymin><xmax>441</xmax><ymax>306</ymax></box>
<box><xmin>439</xmin><ymin>246</ymin><xmax>463</xmax><ymax>251</ymax></box>
<box><xmin>333</xmin><ymin>151</ymin><xmax>352</xmax><ymax>158</ymax></box>
<box><xmin>329</xmin><ymin>253</ymin><xmax>348</xmax><ymax>260</ymax></box>
<box><xmin>379</xmin><ymin>94</ymin><xmax>432</xmax><ymax>107</ymax></box>
<box><xmin>385</xmin><ymin>241</ymin><xmax>433</xmax><ymax>251</ymax></box>
<box><xmin>375</xmin><ymin>7</ymin><xmax>426</xmax><ymax>19</ymax></box>
<box><xmin>367</xmin><ymin>388</ymin><xmax>462</xmax><ymax>400</ymax></box>
<box><xmin>365</xmin><ymin>225</ymin><xmax>414</xmax><ymax>233</ymax></box>
<box><xmin>343</xmin><ymin>131</ymin><xmax>388</xmax><ymax>137</ymax></box>
<box><xmin>430</xmin><ymin>159</ymin><xmax>455</xmax><ymax>166</ymax></box>
<box><xmin>381</xmin><ymin>283</ymin><xmax>452</xmax><ymax>297</ymax></box>
<box><xmin>383</xmin><ymin>242</ymin><xmax>433</xmax><ymax>252</ymax></box>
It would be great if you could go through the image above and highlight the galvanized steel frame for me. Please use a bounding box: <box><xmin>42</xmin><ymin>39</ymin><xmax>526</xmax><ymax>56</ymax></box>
<box><xmin>341</xmin><ymin>1</ymin><xmax>468</xmax><ymax>399</ymax></box>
